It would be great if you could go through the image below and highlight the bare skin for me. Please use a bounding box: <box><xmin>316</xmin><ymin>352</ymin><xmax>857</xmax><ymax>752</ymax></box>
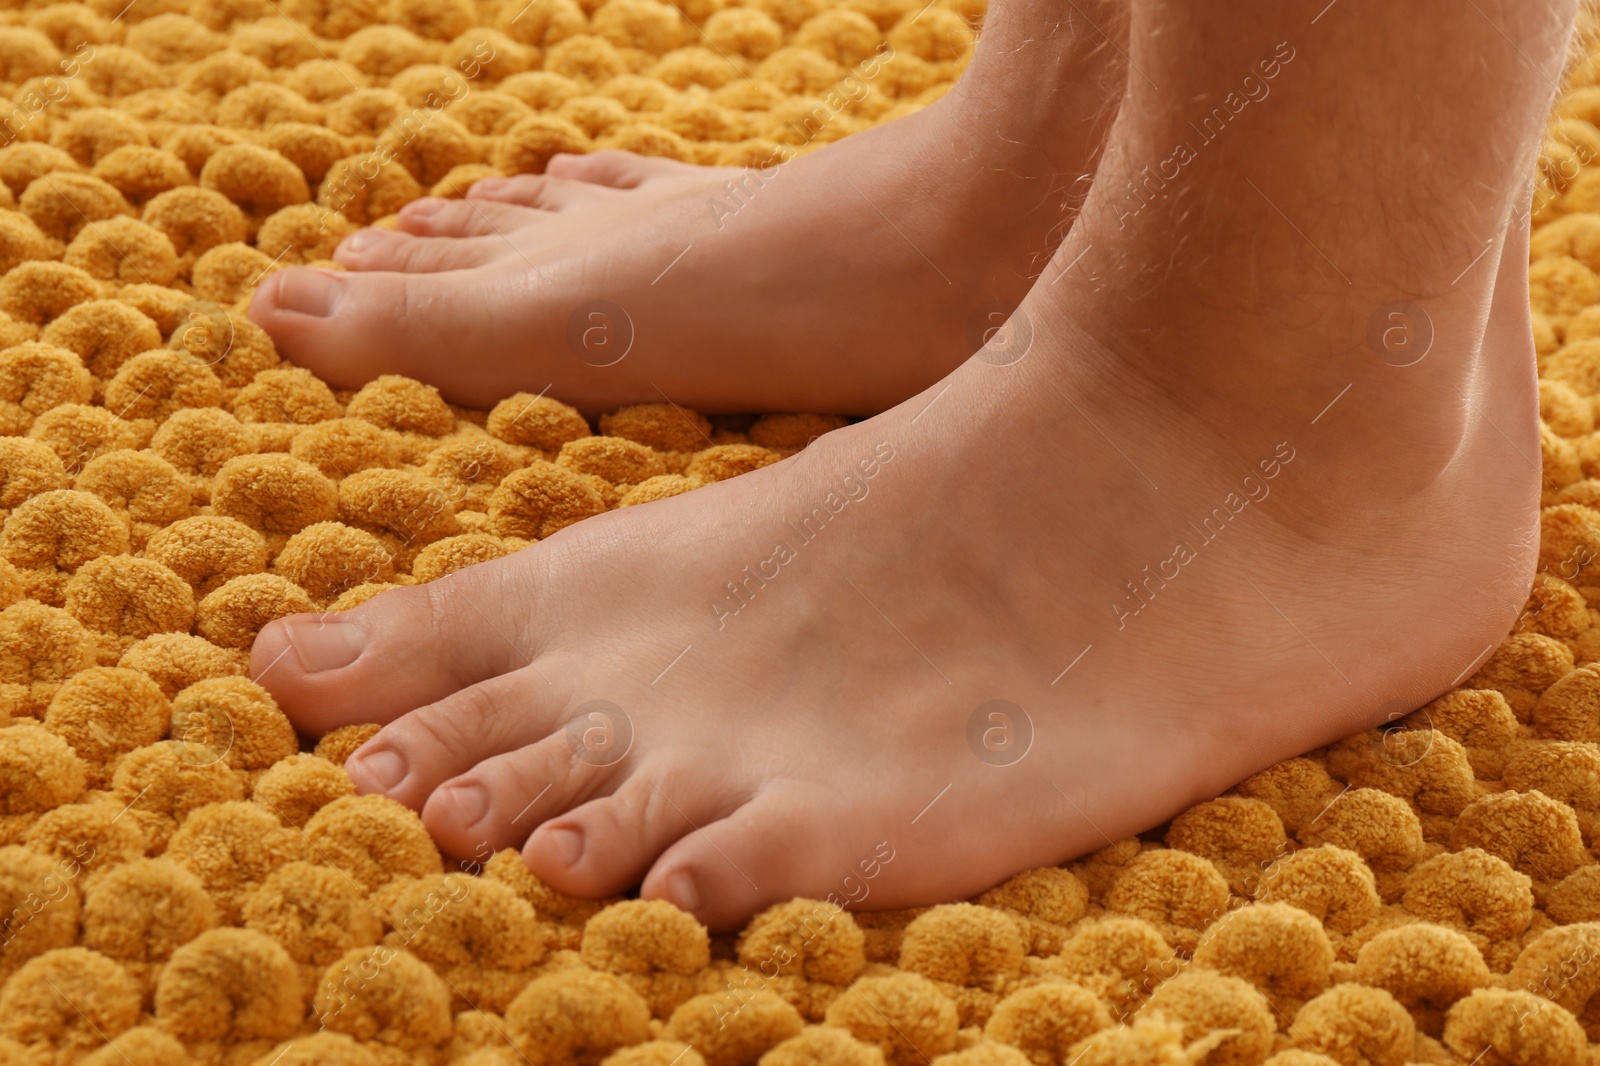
<box><xmin>247</xmin><ymin>3</ymin><xmax>1128</xmax><ymax>415</ymax></box>
<box><xmin>253</xmin><ymin>0</ymin><xmax>1570</xmax><ymax>930</ymax></box>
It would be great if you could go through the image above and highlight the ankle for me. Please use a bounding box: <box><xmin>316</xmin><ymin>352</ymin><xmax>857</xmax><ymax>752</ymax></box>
<box><xmin>1026</xmin><ymin>225</ymin><xmax>1526</xmax><ymax>522</ymax></box>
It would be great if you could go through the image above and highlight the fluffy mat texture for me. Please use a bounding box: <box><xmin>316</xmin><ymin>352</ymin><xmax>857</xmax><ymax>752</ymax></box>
<box><xmin>0</xmin><ymin>1</ymin><xmax>1598</xmax><ymax>1064</ymax></box>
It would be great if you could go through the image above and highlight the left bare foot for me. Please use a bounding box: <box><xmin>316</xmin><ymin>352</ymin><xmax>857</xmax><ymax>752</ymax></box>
<box><xmin>245</xmin><ymin>3</ymin><xmax>1128</xmax><ymax>415</ymax></box>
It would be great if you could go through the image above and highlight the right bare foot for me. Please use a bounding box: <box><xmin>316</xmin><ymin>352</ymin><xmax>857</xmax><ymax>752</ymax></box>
<box><xmin>248</xmin><ymin>5</ymin><xmax>1127</xmax><ymax>414</ymax></box>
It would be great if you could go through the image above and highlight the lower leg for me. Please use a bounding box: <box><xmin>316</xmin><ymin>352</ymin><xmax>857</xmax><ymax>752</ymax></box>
<box><xmin>1062</xmin><ymin>0</ymin><xmax>1572</xmax><ymax>478</ymax></box>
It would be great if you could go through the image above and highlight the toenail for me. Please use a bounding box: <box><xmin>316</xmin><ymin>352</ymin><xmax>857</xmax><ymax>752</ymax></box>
<box><xmin>273</xmin><ymin>269</ymin><xmax>341</xmax><ymax>317</ymax></box>
<box><xmin>443</xmin><ymin>783</ymin><xmax>488</xmax><ymax>825</ymax></box>
<box><xmin>339</xmin><ymin>228</ymin><xmax>386</xmax><ymax>255</ymax></box>
<box><xmin>665</xmin><ymin>870</ymin><xmax>701</xmax><ymax>912</ymax></box>
<box><xmin>549</xmin><ymin>826</ymin><xmax>583</xmax><ymax>865</ymax></box>
<box><xmin>405</xmin><ymin>198</ymin><xmax>443</xmax><ymax>217</ymax></box>
<box><xmin>282</xmin><ymin>616</ymin><xmax>363</xmax><ymax>672</ymax></box>
<box><xmin>350</xmin><ymin>748</ymin><xmax>406</xmax><ymax>791</ymax></box>
<box><xmin>470</xmin><ymin>177</ymin><xmax>507</xmax><ymax>195</ymax></box>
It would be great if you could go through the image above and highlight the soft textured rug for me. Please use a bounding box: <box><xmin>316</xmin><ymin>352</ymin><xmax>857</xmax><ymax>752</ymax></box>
<box><xmin>0</xmin><ymin>1</ymin><xmax>1598</xmax><ymax>1064</ymax></box>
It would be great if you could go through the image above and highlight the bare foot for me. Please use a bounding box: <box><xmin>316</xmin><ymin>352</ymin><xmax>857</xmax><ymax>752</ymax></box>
<box><xmin>251</xmin><ymin>0</ymin><xmax>1565</xmax><ymax>930</ymax></box>
<box><xmin>247</xmin><ymin>6</ymin><xmax>1127</xmax><ymax>415</ymax></box>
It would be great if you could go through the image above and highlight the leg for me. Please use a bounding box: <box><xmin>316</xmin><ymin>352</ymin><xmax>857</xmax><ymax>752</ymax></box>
<box><xmin>247</xmin><ymin>0</ymin><xmax>1128</xmax><ymax>414</ymax></box>
<box><xmin>253</xmin><ymin>0</ymin><xmax>1571</xmax><ymax>929</ymax></box>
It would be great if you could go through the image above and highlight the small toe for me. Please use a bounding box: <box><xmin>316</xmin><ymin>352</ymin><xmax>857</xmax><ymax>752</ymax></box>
<box><xmin>641</xmin><ymin>787</ymin><xmax>871</xmax><ymax>931</ymax></box>
<box><xmin>395</xmin><ymin>196</ymin><xmax>546</xmax><ymax>238</ymax></box>
<box><xmin>250</xmin><ymin>556</ymin><xmax>544</xmax><ymax>734</ymax></box>
<box><xmin>467</xmin><ymin>172</ymin><xmax>629</xmax><ymax>210</ymax></box>
<box><xmin>543</xmin><ymin>149</ymin><xmax>710</xmax><ymax>189</ymax></box>
<box><xmin>521</xmin><ymin>768</ymin><xmax>740</xmax><ymax>899</ymax></box>
<box><xmin>421</xmin><ymin>729</ymin><xmax>653</xmax><ymax>860</ymax></box>
<box><xmin>333</xmin><ymin>226</ymin><xmax>508</xmax><ymax>272</ymax></box>
<box><xmin>341</xmin><ymin>673</ymin><xmax>577</xmax><ymax>823</ymax></box>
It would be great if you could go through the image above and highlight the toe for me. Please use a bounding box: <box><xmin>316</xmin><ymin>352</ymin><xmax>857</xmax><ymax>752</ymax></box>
<box><xmin>466</xmin><ymin>172</ymin><xmax>628</xmax><ymax>211</ymax></box>
<box><xmin>421</xmin><ymin>725</ymin><xmax>670</xmax><ymax>861</ymax></box>
<box><xmin>395</xmin><ymin>197</ymin><xmax>545</xmax><ymax>238</ymax></box>
<box><xmin>642</xmin><ymin>787</ymin><xmax>872</xmax><ymax>931</ymax></box>
<box><xmin>520</xmin><ymin>767</ymin><xmax>740</xmax><ymax>898</ymax></box>
<box><xmin>542</xmin><ymin>150</ymin><xmax>712</xmax><ymax>189</ymax></box>
<box><xmin>422</xmin><ymin>735</ymin><xmax>580</xmax><ymax>859</ymax></box>
<box><xmin>247</xmin><ymin>266</ymin><xmax>541</xmax><ymax>406</ymax></box>
<box><xmin>250</xmin><ymin>554</ymin><xmax>545</xmax><ymax>734</ymax></box>
<box><xmin>345</xmin><ymin>667</ymin><xmax>573</xmax><ymax>816</ymax></box>
<box><xmin>333</xmin><ymin>226</ymin><xmax>507</xmax><ymax>272</ymax></box>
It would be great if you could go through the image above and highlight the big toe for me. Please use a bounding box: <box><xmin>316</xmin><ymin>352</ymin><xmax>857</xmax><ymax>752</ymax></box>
<box><xmin>247</xmin><ymin>265</ymin><xmax>542</xmax><ymax>406</ymax></box>
<box><xmin>250</xmin><ymin>557</ymin><xmax>542</xmax><ymax>735</ymax></box>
